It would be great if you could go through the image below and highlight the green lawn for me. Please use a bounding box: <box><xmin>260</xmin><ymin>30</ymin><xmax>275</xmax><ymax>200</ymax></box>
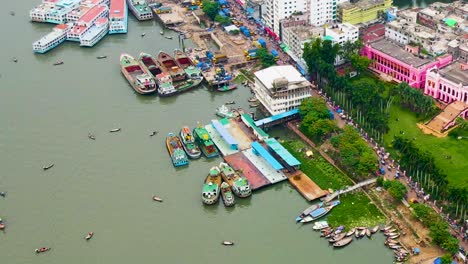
<box><xmin>384</xmin><ymin>105</ymin><xmax>468</xmax><ymax>189</ymax></box>
<box><xmin>327</xmin><ymin>192</ymin><xmax>386</xmax><ymax>229</ymax></box>
<box><xmin>282</xmin><ymin>140</ymin><xmax>352</xmax><ymax>190</ymax></box>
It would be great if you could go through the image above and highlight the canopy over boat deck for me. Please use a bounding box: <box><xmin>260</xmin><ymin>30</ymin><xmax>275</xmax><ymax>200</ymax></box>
<box><xmin>251</xmin><ymin>141</ymin><xmax>283</xmax><ymax>171</ymax></box>
<box><xmin>265</xmin><ymin>138</ymin><xmax>301</xmax><ymax>170</ymax></box>
<box><xmin>241</xmin><ymin>114</ymin><xmax>269</xmax><ymax>141</ymax></box>
<box><xmin>254</xmin><ymin>109</ymin><xmax>299</xmax><ymax>128</ymax></box>
<box><xmin>211</xmin><ymin>120</ymin><xmax>238</xmax><ymax>150</ymax></box>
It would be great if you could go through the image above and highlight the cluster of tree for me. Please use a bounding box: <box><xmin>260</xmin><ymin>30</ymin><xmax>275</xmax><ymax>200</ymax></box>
<box><xmin>394</xmin><ymin>136</ymin><xmax>467</xmax><ymax>224</ymax></box>
<box><xmin>201</xmin><ymin>0</ymin><xmax>231</xmax><ymax>26</ymax></box>
<box><xmin>382</xmin><ymin>180</ymin><xmax>407</xmax><ymax>201</ymax></box>
<box><xmin>411</xmin><ymin>204</ymin><xmax>460</xmax><ymax>254</ymax></box>
<box><xmin>302</xmin><ymin>38</ymin><xmax>388</xmax><ymax>135</ymax></box>
<box><xmin>330</xmin><ymin>125</ymin><xmax>378</xmax><ymax>179</ymax></box>
<box><xmin>298</xmin><ymin>97</ymin><xmax>339</xmax><ymax>142</ymax></box>
<box><xmin>392</xmin><ymin>82</ymin><xmax>438</xmax><ymax>118</ymax></box>
<box><xmin>256</xmin><ymin>48</ymin><xmax>276</xmax><ymax>68</ymax></box>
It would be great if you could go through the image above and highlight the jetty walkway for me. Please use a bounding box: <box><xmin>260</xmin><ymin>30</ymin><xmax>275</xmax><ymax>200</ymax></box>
<box><xmin>322</xmin><ymin>178</ymin><xmax>377</xmax><ymax>203</ymax></box>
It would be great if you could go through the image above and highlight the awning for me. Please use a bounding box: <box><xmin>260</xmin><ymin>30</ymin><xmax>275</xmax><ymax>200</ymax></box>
<box><xmin>264</xmin><ymin>27</ymin><xmax>279</xmax><ymax>41</ymax></box>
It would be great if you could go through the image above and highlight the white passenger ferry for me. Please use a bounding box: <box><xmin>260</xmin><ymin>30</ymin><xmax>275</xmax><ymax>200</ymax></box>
<box><xmin>32</xmin><ymin>23</ymin><xmax>72</xmax><ymax>53</ymax></box>
<box><xmin>66</xmin><ymin>0</ymin><xmax>110</xmax><ymax>22</ymax></box>
<box><xmin>67</xmin><ymin>4</ymin><xmax>109</xmax><ymax>42</ymax></box>
<box><xmin>126</xmin><ymin>0</ymin><xmax>152</xmax><ymax>21</ymax></box>
<box><xmin>30</xmin><ymin>0</ymin><xmax>81</xmax><ymax>24</ymax></box>
<box><xmin>109</xmin><ymin>0</ymin><xmax>128</xmax><ymax>34</ymax></box>
<box><xmin>80</xmin><ymin>17</ymin><xmax>109</xmax><ymax>47</ymax></box>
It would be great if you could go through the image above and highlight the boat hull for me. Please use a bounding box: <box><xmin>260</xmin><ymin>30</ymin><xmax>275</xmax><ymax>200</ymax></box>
<box><xmin>121</xmin><ymin>67</ymin><xmax>156</xmax><ymax>95</ymax></box>
<box><xmin>166</xmin><ymin>134</ymin><xmax>189</xmax><ymax>167</ymax></box>
<box><xmin>180</xmin><ymin>127</ymin><xmax>202</xmax><ymax>159</ymax></box>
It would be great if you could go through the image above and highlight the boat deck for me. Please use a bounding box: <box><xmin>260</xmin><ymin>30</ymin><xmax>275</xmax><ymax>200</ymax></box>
<box><xmin>243</xmin><ymin>149</ymin><xmax>287</xmax><ymax>184</ymax></box>
<box><xmin>223</xmin><ymin>151</ymin><xmax>270</xmax><ymax>190</ymax></box>
<box><xmin>204</xmin><ymin>124</ymin><xmax>239</xmax><ymax>156</ymax></box>
<box><xmin>287</xmin><ymin>170</ymin><xmax>329</xmax><ymax>201</ymax></box>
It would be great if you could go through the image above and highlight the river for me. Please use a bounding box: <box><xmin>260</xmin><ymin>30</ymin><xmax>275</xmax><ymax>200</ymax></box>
<box><xmin>393</xmin><ymin>0</ymin><xmax>454</xmax><ymax>8</ymax></box>
<box><xmin>0</xmin><ymin>1</ymin><xmax>396</xmax><ymax>263</ymax></box>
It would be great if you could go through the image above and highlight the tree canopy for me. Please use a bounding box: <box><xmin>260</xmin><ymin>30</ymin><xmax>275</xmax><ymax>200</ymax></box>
<box><xmin>202</xmin><ymin>0</ymin><xmax>219</xmax><ymax>21</ymax></box>
<box><xmin>383</xmin><ymin>180</ymin><xmax>407</xmax><ymax>201</ymax></box>
<box><xmin>392</xmin><ymin>82</ymin><xmax>437</xmax><ymax>117</ymax></box>
<box><xmin>256</xmin><ymin>48</ymin><xmax>276</xmax><ymax>68</ymax></box>
<box><xmin>299</xmin><ymin>97</ymin><xmax>339</xmax><ymax>141</ymax></box>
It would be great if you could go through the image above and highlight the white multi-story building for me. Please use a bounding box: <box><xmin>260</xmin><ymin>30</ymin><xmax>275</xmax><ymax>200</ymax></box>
<box><xmin>262</xmin><ymin>0</ymin><xmax>308</xmax><ymax>35</ymax></box>
<box><xmin>309</xmin><ymin>0</ymin><xmax>345</xmax><ymax>26</ymax></box>
<box><xmin>253</xmin><ymin>65</ymin><xmax>313</xmax><ymax>115</ymax></box>
<box><xmin>324</xmin><ymin>22</ymin><xmax>359</xmax><ymax>64</ymax></box>
<box><xmin>281</xmin><ymin>23</ymin><xmax>324</xmax><ymax>65</ymax></box>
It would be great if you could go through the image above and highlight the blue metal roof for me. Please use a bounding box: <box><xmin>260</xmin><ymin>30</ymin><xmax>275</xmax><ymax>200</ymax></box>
<box><xmin>254</xmin><ymin>109</ymin><xmax>299</xmax><ymax>127</ymax></box>
<box><xmin>265</xmin><ymin>138</ymin><xmax>301</xmax><ymax>167</ymax></box>
<box><xmin>211</xmin><ymin>120</ymin><xmax>238</xmax><ymax>146</ymax></box>
<box><xmin>251</xmin><ymin>141</ymin><xmax>284</xmax><ymax>171</ymax></box>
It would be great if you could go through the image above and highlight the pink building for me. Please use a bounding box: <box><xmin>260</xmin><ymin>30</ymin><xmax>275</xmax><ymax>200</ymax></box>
<box><xmin>362</xmin><ymin>39</ymin><xmax>452</xmax><ymax>89</ymax></box>
<box><xmin>424</xmin><ymin>62</ymin><xmax>468</xmax><ymax>118</ymax></box>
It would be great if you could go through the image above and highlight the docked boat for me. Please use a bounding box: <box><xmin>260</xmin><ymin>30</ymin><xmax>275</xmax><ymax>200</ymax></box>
<box><xmin>389</xmin><ymin>234</ymin><xmax>400</xmax><ymax>239</ymax></box>
<box><xmin>120</xmin><ymin>53</ymin><xmax>156</xmax><ymax>94</ymax></box>
<box><xmin>248</xmin><ymin>97</ymin><xmax>258</xmax><ymax>102</ymax></box>
<box><xmin>300</xmin><ymin>200</ymin><xmax>340</xmax><ymax>223</ymax></box>
<box><xmin>127</xmin><ymin>0</ymin><xmax>153</xmax><ymax>20</ymax></box>
<box><xmin>366</xmin><ymin>228</ymin><xmax>371</xmax><ymax>238</ymax></box>
<box><xmin>312</xmin><ymin>221</ymin><xmax>329</xmax><ymax>230</ymax></box>
<box><xmin>249</xmin><ymin>102</ymin><xmax>260</xmax><ymax>108</ymax></box>
<box><xmin>80</xmin><ymin>17</ymin><xmax>109</xmax><ymax>47</ymax></box>
<box><xmin>216</xmin><ymin>104</ymin><xmax>236</xmax><ymax>119</ymax></box>
<box><xmin>109</xmin><ymin>0</ymin><xmax>128</xmax><ymax>34</ymax></box>
<box><xmin>84</xmin><ymin>232</ymin><xmax>94</xmax><ymax>240</ymax></box>
<box><xmin>385</xmin><ymin>232</ymin><xmax>398</xmax><ymax>237</ymax></box>
<box><xmin>166</xmin><ymin>133</ymin><xmax>189</xmax><ymax>167</ymax></box>
<box><xmin>180</xmin><ymin>126</ymin><xmax>202</xmax><ymax>159</ymax></box>
<box><xmin>193</xmin><ymin>125</ymin><xmax>219</xmax><ymax>158</ymax></box>
<box><xmin>345</xmin><ymin>228</ymin><xmax>356</xmax><ymax>237</ymax></box>
<box><xmin>66</xmin><ymin>5</ymin><xmax>109</xmax><ymax>42</ymax></box>
<box><xmin>371</xmin><ymin>225</ymin><xmax>380</xmax><ymax>233</ymax></box>
<box><xmin>220</xmin><ymin>182</ymin><xmax>235</xmax><ymax>207</ymax></box>
<box><xmin>32</xmin><ymin>23</ymin><xmax>72</xmax><ymax>53</ymax></box>
<box><xmin>157</xmin><ymin>51</ymin><xmax>186</xmax><ymax>82</ymax></box>
<box><xmin>217</xmin><ymin>84</ymin><xmax>238</xmax><ymax>92</ymax></box>
<box><xmin>329</xmin><ymin>233</ymin><xmax>346</xmax><ymax>243</ymax></box>
<box><xmin>35</xmin><ymin>247</ymin><xmax>51</xmax><ymax>254</ymax></box>
<box><xmin>295</xmin><ymin>202</ymin><xmax>324</xmax><ymax>222</ymax></box>
<box><xmin>138</xmin><ymin>52</ymin><xmax>164</xmax><ymax>79</ymax></box>
<box><xmin>30</xmin><ymin>0</ymin><xmax>80</xmax><ymax>24</ymax></box>
<box><xmin>156</xmin><ymin>72</ymin><xmax>178</xmax><ymax>97</ymax></box>
<box><xmin>333</xmin><ymin>236</ymin><xmax>353</xmax><ymax>248</ymax></box>
<box><xmin>202</xmin><ymin>166</ymin><xmax>222</xmax><ymax>205</ymax></box>
<box><xmin>218</xmin><ymin>162</ymin><xmax>251</xmax><ymax>198</ymax></box>
<box><xmin>174</xmin><ymin>49</ymin><xmax>203</xmax><ymax>81</ymax></box>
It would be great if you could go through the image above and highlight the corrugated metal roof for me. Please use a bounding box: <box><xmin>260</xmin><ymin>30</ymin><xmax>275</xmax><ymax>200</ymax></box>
<box><xmin>265</xmin><ymin>138</ymin><xmax>301</xmax><ymax>167</ymax></box>
<box><xmin>241</xmin><ymin>114</ymin><xmax>269</xmax><ymax>138</ymax></box>
<box><xmin>254</xmin><ymin>109</ymin><xmax>298</xmax><ymax>127</ymax></box>
<box><xmin>251</xmin><ymin>142</ymin><xmax>284</xmax><ymax>171</ymax></box>
<box><xmin>211</xmin><ymin>120</ymin><xmax>238</xmax><ymax>146</ymax></box>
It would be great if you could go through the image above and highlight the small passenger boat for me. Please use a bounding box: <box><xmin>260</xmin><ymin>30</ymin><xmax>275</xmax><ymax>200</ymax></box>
<box><xmin>53</xmin><ymin>61</ymin><xmax>64</xmax><ymax>66</ymax></box>
<box><xmin>247</xmin><ymin>97</ymin><xmax>258</xmax><ymax>102</ymax></box>
<box><xmin>0</xmin><ymin>191</ymin><xmax>6</xmax><ymax>197</ymax></box>
<box><xmin>216</xmin><ymin>104</ymin><xmax>236</xmax><ymax>119</ymax></box>
<box><xmin>160</xmin><ymin>31</ymin><xmax>164</xmax><ymax>35</ymax></box>
<box><xmin>88</xmin><ymin>133</ymin><xmax>96</xmax><ymax>140</ymax></box>
<box><xmin>329</xmin><ymin>233</ymin><xmax>346</xmax><ymax>243</ymax></box>
<box><xmin>300</xmin><ymin>200</ymin><xmax>340</xmax><ymax>223</ymax></box>
<box><xmin>333</xmin><ymin>236</ymin><xmax>353</xmax><ymax>248</ymax></box>
<box><xmin>222</xmin><ymin>241</ymin><xmax>234</xmax><ymax>246</ymax></box>
<box><xmin>385</xmin><ymin>232</ymin><xmax>398</xmax><ymax>237</ymax></box>
<box><xmin>202</xmin><ymin>167</ymin><xmax>222</xmax><ymax>205</ymax></box>
<box><xmin>43</xmin><ymin>164</ymin><xmax>54</xmax><ymax>170</ymax></box>
<box><xmin>152</xmin><ymin>195</ymin><xmax>163</xmax><ymax>202</ymax></box>
<box><xmin>150</xmin><ymin>131</ymin><xmax>158</xmax><ymax>137</ymax></box>
<box><xmin>166</xmin><ymin>133</ymin><xmax>189</xmax><ymax>167</ymax></box>
<box><xmin>180</xmin><ymin>126</ymin><xmax>201</xmax><ymax>159</ymax></box>
<box><xmin>220</xmin><ymin>182</ymin><xmax>235</xmax><ymax>207</ymax></box>
<box><xmin>109</xmin><ymin>128</ymin><xmax>121</xmax><ymax>133</ymax></box>
<box><xmin>96</xmin><ymin>55</ymin><xmax>107</xmax><ymax>59</ymax></box>
<box><xmin>141</xmin><ymin>33</ymin><xmax>146</xmax><ymax>37</ymax></box>
<box><xmin>312</xmin><ymin>221</ymin><xmax>329</xmax><ymax>230</ymax></box>
<box><xmin>0</xmin><ymin>218</ymin><xmax>5</xmax><ymax>230</ymax></box>
<box><xmin>85</xmin><ymin>232</ymin><xmax>94</xmax><ymax>240</ymax></box>
<box><xmin>389</xmin><ymin>234</ymin><xmax>400</xmax><ymax>239</ymax></box>
<box><xmin>366</xmin><ymin>228</ymin><xmax>371</xmax><ymax>238</ymax></box>
<box><xmin>249</xmin><ymin>102</ymin><xmax>260</xmax><ymax>108</ymax></box>
<box><xmin>217</xmin><ymin>84</ymin><xmax>237</xmax><ymax>92</ymax></box>
<box><xmin>165</xmin><ymin>36</ymin><xmax>173</xmax><ymax>39</ymax></box>
<box><xmin>35</xmin><ymin>247</ymin><xmax>51</xmax><ymax>254</ymax></box>
<box><xmin>225</xmin><ymin>101</ymin><xmax>235</xmax><ymax>105</ymax></box>
<box><xmin>296</xmin><ymin>202</ymin><xmax>324</xmax><ymax>222</ymax></box>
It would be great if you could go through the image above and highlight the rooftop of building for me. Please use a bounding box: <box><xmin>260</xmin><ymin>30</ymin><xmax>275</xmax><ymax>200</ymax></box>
<box><xmin>370</xmin><ymin>38</ymin><xmax>433</xmax><ymax>67</ymax></box>
<box><xmin>283</xmin><ymin>25</ymin><xmax>323</xmax><ymax>41</ymax></box>
<box><xmin>439</xmin><ymin>61</ymin><xmax>468</xmax><ymax>86</ymax></box>
<box><xmin>362</xmin><ymin>23</ymin><xmax>385</xmax><ymax>43</ymax></box>
<box><xmin>339</xmin><ymin>0</ymin><xmax>387</xmax><ymax>10</ymax></box>
<box><xmin>254</xmin><ymin>65</ymin><xmax>309</xmax><ymax>90</ymax></box>
<box><xmin>326</xmin><ymin>23</ymin><xmax>359</xmax><ymax>35</ymax></box>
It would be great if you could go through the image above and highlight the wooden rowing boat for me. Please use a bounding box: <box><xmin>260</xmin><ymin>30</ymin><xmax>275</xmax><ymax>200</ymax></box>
<box><xmin>333</xmin><ymin>236</ymin><xmax>353</xmax><ymax>247</ymax></box>
<box><xmin>345</xmin><ymin>228</ymin><xmax>355</xmax><ymax>237</ymax></box>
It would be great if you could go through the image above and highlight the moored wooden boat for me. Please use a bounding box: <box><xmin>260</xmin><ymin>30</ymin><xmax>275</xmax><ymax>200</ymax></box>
<box><xmin>180</xmin><ymin>126</ymin><xmax>202</xmax><ymax>159</ymax></box>
<box><xmin>220</xmin><ymin>182</ymin><xmax>235</xmax><ymax>207</ymax></box>
<box><xmin>312</xmin><ymin>221</ymin><xmax>329</xmax><ymax>230</ymax></box>
<box><xmin>389</xmin><ymin>234</ymin><xmax>400</xmax><ymax>239</ymax></box>
<box><xmin>329</xmin><ymin>233</ymin><xmax>346</xmax><ymax>243</ymax></box>
<box><xmin>202</xmin><ymin>166</ymin><xmax>222</xmax><ymax>205</ymax></box>
<box><xmin>174</xmin><ymin>49</ymin><xmax>203</xmax><ymax>81</ymax></box>
<box><xmin>120</xmin><ymin>53</ymin><xmax>156</xmax><ymax>94</ymax></box>
<box><xmin>366</xmin><ymin>228</ymin><xmax>371</xmax><ymax>238</ymax></box>
<box><xmin>110</xmin><ymin>128</ymin><xmax>121</xmax><ymax>133</ymax></box>
<box><xmin>152</xmin><ymin>195</ymin><xmax>163</xmax><ymax>202</ymax></box>
<box><xmin>385</xmin><ymin>232</ymin><xmax>398</xmax><ymax>237</ymax></box>
<box><xmin>300</xmin><ymin>200</ymin><xmax>340</xmax><ymax>223</ymax></box>
<box><xmin>217</xmin><ymin>83</ymin><xmax>238</xmax><ymax>92</ymax></box>
<box><xmin>193</xmin><ymin>125</ymin><xmax>219</xmax><ymax>158</ymax></box>
<box><xmin>345</xmin><ymin>228</ymin><xmax>356</xmax><ymax>237</ymax></box>
<box><xmin>333</xmin><ymin>236</ymin><xmax>353</xmax><ymax>248</ymax></box>
<box><xmin>371</xmin><ymin>225</ymin><xmax>380</xmax><ymax>233</ymax></box>
<box><xmin>138</xmin><ymin>52</ymin><xmax>164</xmax><ymax>79</ymax></box>
<box><xmin>296</xmin><ymin>202</ymin><xmax>324</xmax><ymax>222</ymax></box>
<box><xmin>166</xmin><ymin>133</ymin><xmax>189</xmax><ymax>167</ymax></box>
<box><xmin>157</xmin><ymin>51</ymin><xmax>186</xmax><ymax>82</ymax></box>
